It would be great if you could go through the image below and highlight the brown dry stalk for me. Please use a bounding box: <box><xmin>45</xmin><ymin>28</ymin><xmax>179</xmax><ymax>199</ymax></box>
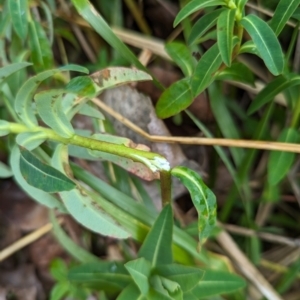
<box><xmin>93</xmin><ymin>98</ymin><xmax>300</xmax><ymax>154</ymax></box>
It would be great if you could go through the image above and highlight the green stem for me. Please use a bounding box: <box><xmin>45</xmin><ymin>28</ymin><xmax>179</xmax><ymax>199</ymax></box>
<box><xmin>160</xmin><ymin>170</ymin><xmax>172</xmax><ymax>207</ymax></box>
<box><xmin>6</xmin><ymin>122</ymin><xmax>170</xmax><ymax>173</ymax></box>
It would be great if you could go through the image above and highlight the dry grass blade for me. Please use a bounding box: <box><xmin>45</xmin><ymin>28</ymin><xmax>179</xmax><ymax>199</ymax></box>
<box><xmin>93</xmin><ymin>98</ymin><xmax>300</xmax><ymax>154</ymax></box>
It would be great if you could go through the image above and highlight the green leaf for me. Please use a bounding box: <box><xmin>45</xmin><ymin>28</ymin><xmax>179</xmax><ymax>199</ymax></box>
<box><xmin>35</xmin><ymin>90</ymin><xmax>75</xmax><ymax>138</ymax></box>
<box><xmin>10</xmin><ymin>146</ymin><xmax>65</xmax><ymax>210</ymax></box>
<box><xmin>154</xmin><ymin>264</ymin><xmax>204</xmax><ymax>292</ymax></box>
<box><xmin>188</xmin><ymin>8</ymin><xmax>225</xmax><ymax>45</ymax></box>
<box><xmin>78</xmin><ymin>103</ymin><xmax>104</xmax><ymax>119</ymax></box>
<box><xmin>66</xmin><ymin>76</ymin><xmax>96</xmax><ymax>97</ymax></box>
<box><xmin>0</xmin><ymin>120</ymin><xmax>11</xmax><ymax>136</ymax></box>
<box><xmin>268</xmin><ymin>127</ymin><xmax>298</xmax><ymax>186</ymax></box>
<box><xmin>247</xmin><ymin>74</ymin><xmax>300</xmax><ymax>115</ymax></box>
<box><xmin>16</xmin><ymin>131</ymin><xmax>47</xmax><ymax>150</ymax></box>
<box><xmin>190</xmin><ymin>270</ymin><xmax>246</xmax><ymax>298</ymax></box>
<box><xmin>165</xmin><ymin>42</ymin><xmax>194</xmax><ymax>77</ymax></box>
<box><xmin>217</xmin><ymin>8</ymin><xmax>236</xmax><ymax>66</ymax></box>
<box><xmin>0</xmin><ymin>161</ymin><xmax>13</xmax><ymax>178</ymax></box>
<box><xmin>68</xmin><ymin>261</ymin><xmax>131</xmax><ymax>293</ymax></box>
<box><xmin>0</xmin><ymin>62</ymin><xmax>32</xmax><ymax>83</ymax></box>
<box><xmin>149</xmin><ymin>275</ymin><xmax>178</xmax><ymax>300</ymax></box>
<box><xmin>125</xmin><ymin>258</ymin><xmax>151</xmax><ymax>295</ymax></box>
<box><xmin>52</xmin><ymin>144</ymin><xmax>131</xmax><ymax>239</ymax></box>
<box><xmin>239</xmin><ymin>41</ymin><xmax>260</xmax><ymax>56</ymax></box>
<box><xmin>171</xmin><ymin>167</ymin><xmax>217</xmax><ymax>244</ymax></box>
<box><xmin>138</xmin><ymin>204</ymin><xmax>173</xmax><ymax>267</ymax></box>
<box><xmin>215</xmin><ymin>62</ymin><xmax>255</xmax><ymax>85</ymax></box>
<box><xmin>174</xmin><ymin>0</ymin><xmax>227</xmax><ymax>27</ymax></box>
<box><xmin>117</xmin><ymin>283</ymin><xmax>145</xmax><ymax>300</ymax></box>
<box><xmin>269</xmin><ymin>0</ymin><xmax>300</xmax><ymax>36</ymax></box>
<box><xmin>90</xmin><ymin>67</ymin><xmax>152</xmax><ymax>93</ymax></box>
<box><xmin>14</xmin><ymin>65</ymin><xmax>87</xmax><ymax>127</ymax></box>
<box><xmin>8</xmin><ymin>0</ymin><xmax>28</xmax><ymax>41</ymax></box>
<box><xmin>191</xmin><ymin>43</ymin><xmax>223</xmax><ymax>96</ymax></box>
<box><xmin>50</xmin><ymin>210</ymin><xmax>99</xmax><ymax>263</ymax></box>
<box><xmin>49</xmin><ymin>282</ymin><xmax>69</xmax><ymax>300</ymax></box>
<box><xmin>155</xmin><ymin>78</ymin><xmax>193</xmax><ymax>119</ymax></box>
<box><xmin>240</xmin><ymin>14</ymin><xmax>284</xmax><ymax>75</ymax></box>
<box><xmin>28</xmin><ymin>19</ymin><xmax>54</xmax><ymax>72</ymax></box>
<box><xmin>19</xmin><ymin>147</ymin><xmax>75</xmax><ymax>193</ymax></box>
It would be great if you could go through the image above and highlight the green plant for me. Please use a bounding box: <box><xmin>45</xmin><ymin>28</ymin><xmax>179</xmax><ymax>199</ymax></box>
<box><xmin>1</xmin><ymin>0</ymin><xmax>300</xmax><ymax>298</ymax></box>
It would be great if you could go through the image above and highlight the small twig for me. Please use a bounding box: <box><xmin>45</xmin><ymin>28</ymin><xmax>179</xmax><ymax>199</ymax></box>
<box><xmin>221</xmin><ymin>223</ymin><xmax>300</xmax><ymax>248</ymax></box>
<box><xmin>0</xmin><ymin>223</ymin><xmax>53</xmax><ymax>262</ymax></box>
<box><xmin>92</xmin><ymin>98</ymin><xmax>300</xmax><ymax>154</ymax></box>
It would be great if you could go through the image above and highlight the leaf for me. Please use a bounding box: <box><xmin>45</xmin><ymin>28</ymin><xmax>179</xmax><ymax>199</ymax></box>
<box><xmin>125</xmin><ymin>258</ymin><xmax>152</xmax><ymax>295</ymax></box>
<box><xmin>188</xmin><ymin>8</ymin><xmax>225</xmax><ymax>45</ymax></box>
<box><xmin>217</xmin><ymin>8</ymin><xmax>236</xmax><ymax>66</ymax></box>
<box><xmin>154</xmin><ymin>264</ymin><xmax>204</xmax><ymax>292</ymax></box>
<box><xmin>0</xmin><ymin>161</ymin><xmax>13</xmax><ymax>178</ymax></box>
<box><xmin>28</xmin><ymin>19</ymin><xmax>54</xmax><ymax>72</ymax></box>
<box><xmin>90</xmin><ymin>67</ymin><xmax>152</xmax><ymax>93</ymax></box>
<box><xmin>8</xmin><ymin>0</ymin><xmax>28</xmax><ymax>41</ymax></box>
<box><xmin>19</xmin><ymin>147</ymin><xmax>75</xmax><ymax>193</ymax></box>
<box><xmin>238</xmin><ymin>41</ymin><xmax>260</xmax><ymax>56</ymax></box>
<box><xmin>165</xmin><ymin>42</ymin><xmax>194</xmax><ymax>77</ymax></box>
<box><xmin>35</xmin><ymin>90</ymin><xmax>75</xmax><ymax>138</ymax></box>
<box><xmin>215</xmin><ymin>62</ymin><xmax>255</xmax><ymax>86</ymax></box>
<box><xmin>50</xmin><ymin>210</ymin><xmax>99</xmax><ymax>263</ymax></box>
<box><xmin>269</xmin><ymin>0</ymin><xmax>300</xmax><ymax>36</ymax></box>
<box><xmin>138</xmin><ymin>204</ymin><xmax>173</xmax><ymax>267</ymax></box>
<box><xmin>191</xmin><ymin>43</ymin><xmax>223</xmax><ymax>96</ymax></box>
<box><xmin>65</xmin><ymin>76</ymin><xmax>96</xmax><ymax>97</ymax></box>
<box><xmin>52</xmin><ymin>144</ymin><xmax>131</xmax><ymax>239</ymax></box>
<box><xmin>171</xmin><ymin>167</ymin><xmax>217</xmax><ymax>244</ymax></box>
<box><xmin>14</xmin><ymin>65</ymin><xmax>88</xmax><ymax>127</ymax></box>
<box><xmin>16</xmin><ymin>131</ymin><xmax>47</xmax><ymax>150</ymax></box>
<box><xmin>174</xmin><ymin>0</ymin><xmax>227</xmax><ymax>27</ymax></box>
<box><xmin>247</xmin><ymin>74</ymin><xmax>300</xmax><ymax>115</ymax></box>
<box><xmin>190</xmin><ymin>270</ymin><xmax>246</xmax><ymax>298</ymax></box>
<box><xmin>0</xmin><ymin>62</ymin><xmax>32</xmax><ymax>83</ymax></box>
<box><xmin>155</xmin><ymin>78</ymin><xmax>193</xmax><ymax>119</ymax></box>
<box><xmin>68</xmin><ymin>261</ymin><xmax>131</xmax><ymax>294</ymax></box>
<box><xmin>10</xmin><ymin>145</ymin><xmax>65</xmax><ymax>210</ymax></box>
<box><xmin>117</xmin><ymin>283</ymin><xmax>145</xmax><ymax>300</ymax></box>
<box><xmin>240</xmin><ymin>14</ymin><xmax>284</xmax><ymax>75</ymax></box>
<box><xmin>268</xmin><ymin>127</ymin><xmax>298</xmax><ymax>186</ymax></box>
<box><xmin>149</xmin><ymin>275</ymin><xmax>178</xmax><ymax>300</ymax></box>
<box><xmin>78</xmin><ymin>103</ymin><xmax>104</xmax><ymax>119</ymax></box>
<box><xmin>0</xmin><ymin>120</ymin><xmax>11</xmax><ymax>136</ymax></box>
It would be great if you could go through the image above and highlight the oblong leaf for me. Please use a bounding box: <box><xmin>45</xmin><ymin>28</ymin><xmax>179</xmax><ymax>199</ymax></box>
<box><xmin>156</xmin><ymin>78</ymin><xmax>193</xmax><ymax>119</ymax></box>
<box><xmin>125</xmin><ymin>258</ymin><xmax>151</xmax><ymax>295</ymax></box>
<box><xmin>52</xmin><ymin>144</ymin><xmax>131</xmax><ymax>239</ymax></box>
<box><xmin>28</xmin><ymin>19</ymin><xmax>54</xmax><ymax>72</ymax></box>
<box><xmin>217</xmin><ymin>8</ymin><xmax>236</xmax><ymax>66</ymax></box>
<box><xmin>0</xmin><ymin>161</ymin><xmax>13</xmax><ymax>178</ymax></box>
<box><xmin>240</xmin><ymin>14</ymin><xmax>284</xmax><ymax>75</ymax></box>
<box><xmin>138</xmin><ymin>204</ymin><xmax>173</xmax><ymax>266</ymax></box>
<box><xmin>191</xmin><ymin>43</ymin><xmax>222</xmax><ymax>96</ymax></box>
<box><xmin>269</xmin><ymin>0</ymin><xmax>300</xmax><ymax>36</ymax></box>
<box><xmin>171</xmin><ymin>167</ymin><xmax>217</xmax><ymax>244</ymax></box>
<box><xmin>268</xmin><ymin>127</ymin><xmax>299</xmax><ymax>185</ymax></box>
<box><xmin>10</xmin><ymin>146</ymin><xmax>65</xmax><ymax>210</ymax></box>
<box><xmin>0</xmin><ymin>62</ymin><xmax>32</xmax><ymax>83</ymax></box>
<box><xmin>0</xmin><ymin>120</ymin><xmax>11</xmax><ymax>136</ymax></box>
<box><xmin>90</xmin><ymin>67</ymin><xmax>152</xmax><ymax>93</ymax></box>
<box><xmin>248</xmin><ymin>74</ymin><xmax>300</xmax><ymax>114</ymax></box>
<box><xmin>35</xmin><ymin>90</ymin><xmax>75</xmax><ymax>138</ymax></box>
<box><xmin>16</xmin><ymin>131</ymin><xmax>47</xmax><ymax>150</ymax></box>
<box><xmin>15</xmin><ymin>65</ymin><xmax>87</xmax><ymax>127</ymax></box>
<box><xmin>191</xmin><ymin>270</ymin><xmax>246</xmax><ymax>298</ymax></box>
<box><xmin>188</xmin><ymin>8</ymin><xmax>225</xmax><ymax>45</ymax></box>
<box><xmin>9</xmin><ymin>0</ymin><xmax>28</xmax><ymax>41</ymax></box>
<box><xmin>19</xmin><ymin>147</ymin><xmax>75</xmax><ymax>192</ymax></box>
<box><xmin>174</xmin><ymin>0</ymin><xmax>226</xmax><ymax>27</ymax></box>
<box><xmin>165</xmin><ymin>42</ymin><xmax>194</xmax><ymax>77</ymax></box>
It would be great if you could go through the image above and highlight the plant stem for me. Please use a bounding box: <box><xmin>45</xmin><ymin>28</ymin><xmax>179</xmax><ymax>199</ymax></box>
<box><xmin>5</xmin><ymin>122</ymin><xmax>170</xmax><ymax>173</ymax></box>
<box><xmin>160</xmin><ymin>170</ymin><xmax>172</xmax><ymax>207</ymax></box>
